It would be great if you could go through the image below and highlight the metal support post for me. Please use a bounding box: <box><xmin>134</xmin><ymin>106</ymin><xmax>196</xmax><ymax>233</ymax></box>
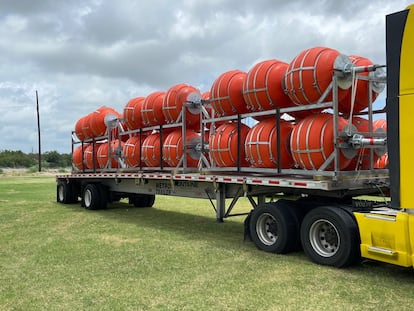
<box><xmin>215</xmin><ymin>183</ymin><xmax>226</xmax><ymax>223</ymax></box>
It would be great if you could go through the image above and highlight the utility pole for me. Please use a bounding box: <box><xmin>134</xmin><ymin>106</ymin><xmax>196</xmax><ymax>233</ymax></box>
<box><xmin>36</xmin><ymin>90</ymin><xmax>41</xmax><ymax>172</ymax></box>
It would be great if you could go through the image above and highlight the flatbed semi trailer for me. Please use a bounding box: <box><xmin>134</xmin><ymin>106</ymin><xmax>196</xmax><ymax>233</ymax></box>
<box><xmin>57</xmin><ymin>4</ymin><xmax>414</xmax><ymax>268</ymax></box>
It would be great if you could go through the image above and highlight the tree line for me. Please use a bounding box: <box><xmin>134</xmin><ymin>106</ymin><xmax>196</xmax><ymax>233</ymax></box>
<box><xmin>0</xmin><ymin>150</ymin><xmax>72</xmax><ymax>168</ymax></box>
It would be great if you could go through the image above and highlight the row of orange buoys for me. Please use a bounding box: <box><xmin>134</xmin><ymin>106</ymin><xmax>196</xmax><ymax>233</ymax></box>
<box><xmin>73</xmin><ymin>46</ymin><xmax>387</xmax><ymax>171</ymax></box>
<box><xmin>73</xmin><ymin>114</ymin><xmax>388</xmax><ymax>171</ymax></box>
<box><xmin>74</xmin><ymin>106</ymin><xmax>122</xmax><ymax>141</ymax></box>
<box><xmin>123</xmin><ymin>84</ymin><xmax>202</xmax><ymax>131</ymax></box>
<box><xmin>209</xmin><ymin>47</ymin><xmax>384</xmax><ymax>120</ymax></box>
<box><xmin>208</xmin><ymin>115</ymin><xmax>388</xmax><ymax>171</ymax></box>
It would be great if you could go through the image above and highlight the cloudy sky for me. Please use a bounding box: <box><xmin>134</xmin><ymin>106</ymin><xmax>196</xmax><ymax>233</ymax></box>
<box><xmin>0</xmin><ymin>0</ymin><xmax>411</xmax><ymax>153</ymax></box>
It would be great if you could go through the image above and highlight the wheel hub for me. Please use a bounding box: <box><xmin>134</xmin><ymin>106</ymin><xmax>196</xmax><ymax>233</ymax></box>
<box><xmin>309</xmin><ymin>219</ymin><xmax>340</xmax><ymax>257</ymax></box>
<box><xmin>256</xmin><ymin>213</ymin><xmax>278</xmax><ymax>246</ymax></box>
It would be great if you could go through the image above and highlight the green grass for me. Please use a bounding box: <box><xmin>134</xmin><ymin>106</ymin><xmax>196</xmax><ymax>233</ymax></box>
<box><xmin>1</xmin><ymin>176</ymin><xmax>414</xmax><ymax>310</ymax></box>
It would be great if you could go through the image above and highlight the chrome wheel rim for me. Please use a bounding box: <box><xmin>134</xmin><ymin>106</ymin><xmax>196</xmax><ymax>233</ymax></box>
<box><xmin>84</xmin><ymin>189</ymin><xmax>92</xmax><ymax>207</ymax></box>
<box><xmin>256</xmin><ymin>213</ymin><xmax>278</xmax><ymax>246</ymax></box>
<box><xmin>309</xmin><ymin>219</ymin><xmax>339</xmax><ymax>257</ymax></box>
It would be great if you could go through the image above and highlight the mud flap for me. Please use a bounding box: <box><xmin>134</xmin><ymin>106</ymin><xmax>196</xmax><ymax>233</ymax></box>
<box><xmin>244</xmin><ymin>211</ymin><xmax>253</xmax><ymax>242</ymax></box>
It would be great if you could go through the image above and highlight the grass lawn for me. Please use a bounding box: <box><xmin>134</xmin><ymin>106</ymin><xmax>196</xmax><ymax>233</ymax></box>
<box><xmin>1</xmin><ymin>175</ymin><xmax>414</xmax><ymax>310</ymax></box>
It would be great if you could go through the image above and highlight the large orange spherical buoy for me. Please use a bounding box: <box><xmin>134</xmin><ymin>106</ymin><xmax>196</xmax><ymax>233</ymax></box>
<box><xmin>209</xmin><ymin>122</ymin><xmax>250</xmax><ymax>167</ymax></box>
<box><xmin>123</xmin><ymin>135</ymin><xmax>147</xmax><ymax>167</ymax></box>
<box><xmin>290</xmin><ymin>113</ymin><xmax>352</xmax><ymax>170</ymax></box>
<box><xmin>97</xmin><ymin>140</ymin><xmax>124</xmax><ymax>169</ymax></box>
<box><xmin>373</xmin><ymin>118</ymin><xmax>387</xmax><ymax>131</ymax></box>
<box><xmin>210</xmin><ymin>70</ymin><xmax>248</xmax><ymax>117</ymax></box>
<box><xmin>72</xmin><ymin>145</ymin><xmax>87</xmax><ymax>170</ymax></box>
<box><xmin>75</xmin><ymin>116</ymin><xmax>87</xmax><ymax>141</ymax></box>
<box><xmin>375</xmin><ymin>153</ymin><xmax>388</xmax><ymax>169</ymax></box>
<box><xmin>81</xmin><ymin>113</ymin><xmax>94</xmax><ymax>140</ymax></box>
<box><xmin>89</xmin><ymin>106</ymin><xmax>121</xmax><ymax>138</ymax></box>
<box><xmin>203</xmin><ymin>91</ymin><xmax>226</xmax><ymax>129</ymax></box>
<box><xmin>163</xmin><ymin>129</ymin><xmax>201</xmax><ymax>167</ymax></box>
<box><xmin>124</xmin><ymin>97</ymin><xmax>145</xmax><ymax>130</ymax></box>
<box><xmin>373</xmin><ymin>118</ymin><xmax>388</xmax><ymax>169</ymax></box>
<box><xmin>339</xmin><ymin>55</ymin><xmax>382</xmax><ymax>114</ymax></box>
<box><xmin>141</xmin><ymin>132</ymin><xmax>168</xmax><ymax>167</ymax></box>
<box><xmin>245</xmin><ymin>118</ymin><xmax>294</xmax><ymax>168</ymax></box>
<box><xmin>162</xmin><ymin>84</ymin><xmax>201</xmax><ymax>129</ymax></box>
<box><xmin>373</xmin><ymin>118</ymin><xmax>387</xmax><ymax>159</ymax></box>
<box><xmin>243</xmin><ymin>60</ymin><xmax>292</xmax><ymax>112</ymax></box>
<box><xmin>284</xmin><ymin>47</ymin><xmax>352</xmax><ymax>109</ymax></box>
<box><xmin>142</xmin><ymin>91</ymin><xmax>166</xmax><ymax>127</ymax></box>
<box><xmin>84</xmin><ymin>142</ymin><xmax>102</xmax><ymax>169</ymax></box>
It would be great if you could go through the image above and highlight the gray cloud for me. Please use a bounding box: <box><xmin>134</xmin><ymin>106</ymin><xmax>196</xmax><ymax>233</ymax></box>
<box><xmin>0</xmin><ymin>0</ymin><xmax>410</xmax><ymax>153</ymax></box>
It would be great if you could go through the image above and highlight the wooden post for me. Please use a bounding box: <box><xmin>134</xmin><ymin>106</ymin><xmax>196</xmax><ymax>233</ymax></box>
<box><xmin>36</xmin><ymin>90</ymin><xmax>41</xmax><ymax>172</ymax></box>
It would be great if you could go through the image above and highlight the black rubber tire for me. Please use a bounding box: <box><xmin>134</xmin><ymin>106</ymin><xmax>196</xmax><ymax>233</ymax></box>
<box><xmin>98</xmin><ymin>184</ymin><xmax>108</xmax><ymax>210</ymax></box>
<box><xmin>129</xmin><ymin>194</ymin><xmax>155</xmax><ymax>208</ymax></box>
<box><xmin>146</xmin><ymin>194</ymin><xmax>155</xmax><ymax>207</ymax></box>
<box><xmin>57</xmin><ymin>182</ymin><xmax>77</xmax><ymax>204</ymax></box>
<box><xmin>300</xmin><ymin>206</ymin><xmax>360</xmax><ymax>268</ymax></box>
<box><xmin>249</xmin><ymin>201</ymin><xmax>299</xmax><ymax>254</ymax></box>
<box><xmin>82</xmin><ymin>184</ymin><xmax>107</xmax><ymax>210</ymax></box>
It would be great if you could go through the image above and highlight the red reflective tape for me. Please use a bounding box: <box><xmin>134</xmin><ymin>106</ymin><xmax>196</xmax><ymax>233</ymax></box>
<box><xmin>185</xmin><ymin>176</ymin><xmax>192</xmax><ymax>179</ymax></box>
<box><xmin>223</xmin><ymin>177</ymin><xmax>232</xmax><ymax>182</ymax></box>
<box><xmin>236</xmin><ymin>178</ymin><xmax>244</xmax><ymax>182</ymax></box>
<box><xmin>175</xmin><ymin>175</ymin><xmax>182</xmax><ymax>179</ymax></box>
<box><xmin>269</xmin><ymin>180</ymin><xmax>280</xmax><ymax>185</ymax></box>
<box><xmin>252</xmin><ymin>179</ymin><xmax>262</xmax><ymax>183</ymax></box>
<box><xmin>198</xmin><ymin>176</ymin><xmax>206</xmax><ymax>180</ymax></box>
<box><xmin>294</xmin><ymin>182</ymin><xmax>307</xmax><ymax>187</ymax></box>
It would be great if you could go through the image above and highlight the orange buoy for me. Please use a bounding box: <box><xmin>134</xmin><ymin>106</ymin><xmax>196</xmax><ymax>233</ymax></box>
<box><xmin>142</xmin><ymin>91</ymin><xmax>166</xmax><ymax>127</ymax></box>
<box><xmin>339</xmin><ymin>56</ymin><xmax>382</xmax><ymax>114</ymax></box>
<box><xmin>97</xmin><ymin>140</ymin><xmax>124</xmax><ymax>169</ymax></box>
<box><xmin>375</xmin><ymin>153</ymin><xmax>388</xmax><ymax>169</ymax></box>
<box><xmin>162</xmin><ymin>84</ymin><xmax>201</xmax><ymax>129</ymax></box>
<box><xmin>81</xmin><ymin>113</ymin><xmax>94</xmax><ymax>140</ymax></box>
<box><xmin>123</xmin><ymin>135</ymin><xmax>146</xmax><ymax>167</ymax></box>
<box><xmin>124</xmin><ymin>97</ymin><xmax>145</xmax><ymax>130</ymax></box>
<box><xmin>373</xmin><ymin>118</ymin><xmax>387</xmax><ymax>130</ymax></box>
<box><xmin>74</xmin><ymin>116</ymin><xmax>86</xmax><ymax>141</ymax></box>
<box><xmin>72</xmin><ymin>145</ymin><xmax>87</xmax><ymax>170</ymax></box>
<box><xmin>209</xmin><ymin>122</ymin><xmax>250</xmax><ymax>167</ymax></box>
<box><xmin>243</xmin><ymin>60</ymin><xmax>292</xmax><ymax>112</ymax></box>
<box><xmin>346</xmin><ymin>117</ymin><xmax>379</xmax><ymax>170</ymax></box>
<box><xmin>111</xmin><ymin>118</ymin><xmax>130</xmax><ymax>143</ymax></box>
<box><xmin>163</xmin><ymin>129</ymin><xmax>201</xmax><ymax>167</ymax></box>
<box><xmin>84</xmin><ymin>142</ymin><xmax>102</xmax><ymax>169</ymax></box>
<box><xmin>373</xmin><ymin>118</ymin><xmax>387</xmax><ymax>159</ymax></box>
<box><xmin>284</xmin><ymin>47</ymin><xmax>352</xmax><ymax>109</ymax></box>
<box><xmin>203</xmin><ymin>91</ymin><xmax>226</xmax><ymax>129</ymax></box>
<box><xmin>141</xmin><ymin>132</ymin><xmax>168</xmax><ymax>167</ymax></box>
<box><xmin>290</xmin><ymin>113</ymin><xmax>352</xmax><ymax>170</ymax></box>
<box><xmin>245</xmin><ymin>118</ymin><xmax>294</xmax><ymax>168</ymax></box>
<box><xmin>210</xmin><ymin>70</ymin><xmax>248</xmax><ymax>116</ymax></box>
<box><xmin>90</xmin><ymin>106</ymin><xmax>121</xmax><ymax>138</ymax></box>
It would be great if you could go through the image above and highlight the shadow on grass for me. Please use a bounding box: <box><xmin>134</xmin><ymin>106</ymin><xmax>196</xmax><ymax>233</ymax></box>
<box><xmin>59</xmin><ymin>201</ymin><xmax>414</xmax><ymax>279</ymax></box>
<box><xmin>59</xmin><ymin>200</ymin><xmax>304</xmax><ymax>262</ymax></box>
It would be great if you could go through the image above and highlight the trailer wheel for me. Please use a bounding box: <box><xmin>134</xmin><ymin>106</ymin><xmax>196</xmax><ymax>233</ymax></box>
<box><xmin>300</xmin><ymin>206</ymin><xmax>360</xmax><ymax>267</ymax></box>
<box><xmin>57</xmin><ymin>182</ymin><xmax>77</xmax><ymax>204</ymax></box>
<box><xmin>82</xmin><ymin>184</ymin><xmax>107</xmax><ymax>210</ymax></box>
<box><xmin>249</xmin><ymin>201</ymin><xmax>299</xmax><ymax>254</ymax></box>
<box><xmin>129</xmin><ymin>194</ymin><xmax>155</xmax><ymax>208</ymax></box>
